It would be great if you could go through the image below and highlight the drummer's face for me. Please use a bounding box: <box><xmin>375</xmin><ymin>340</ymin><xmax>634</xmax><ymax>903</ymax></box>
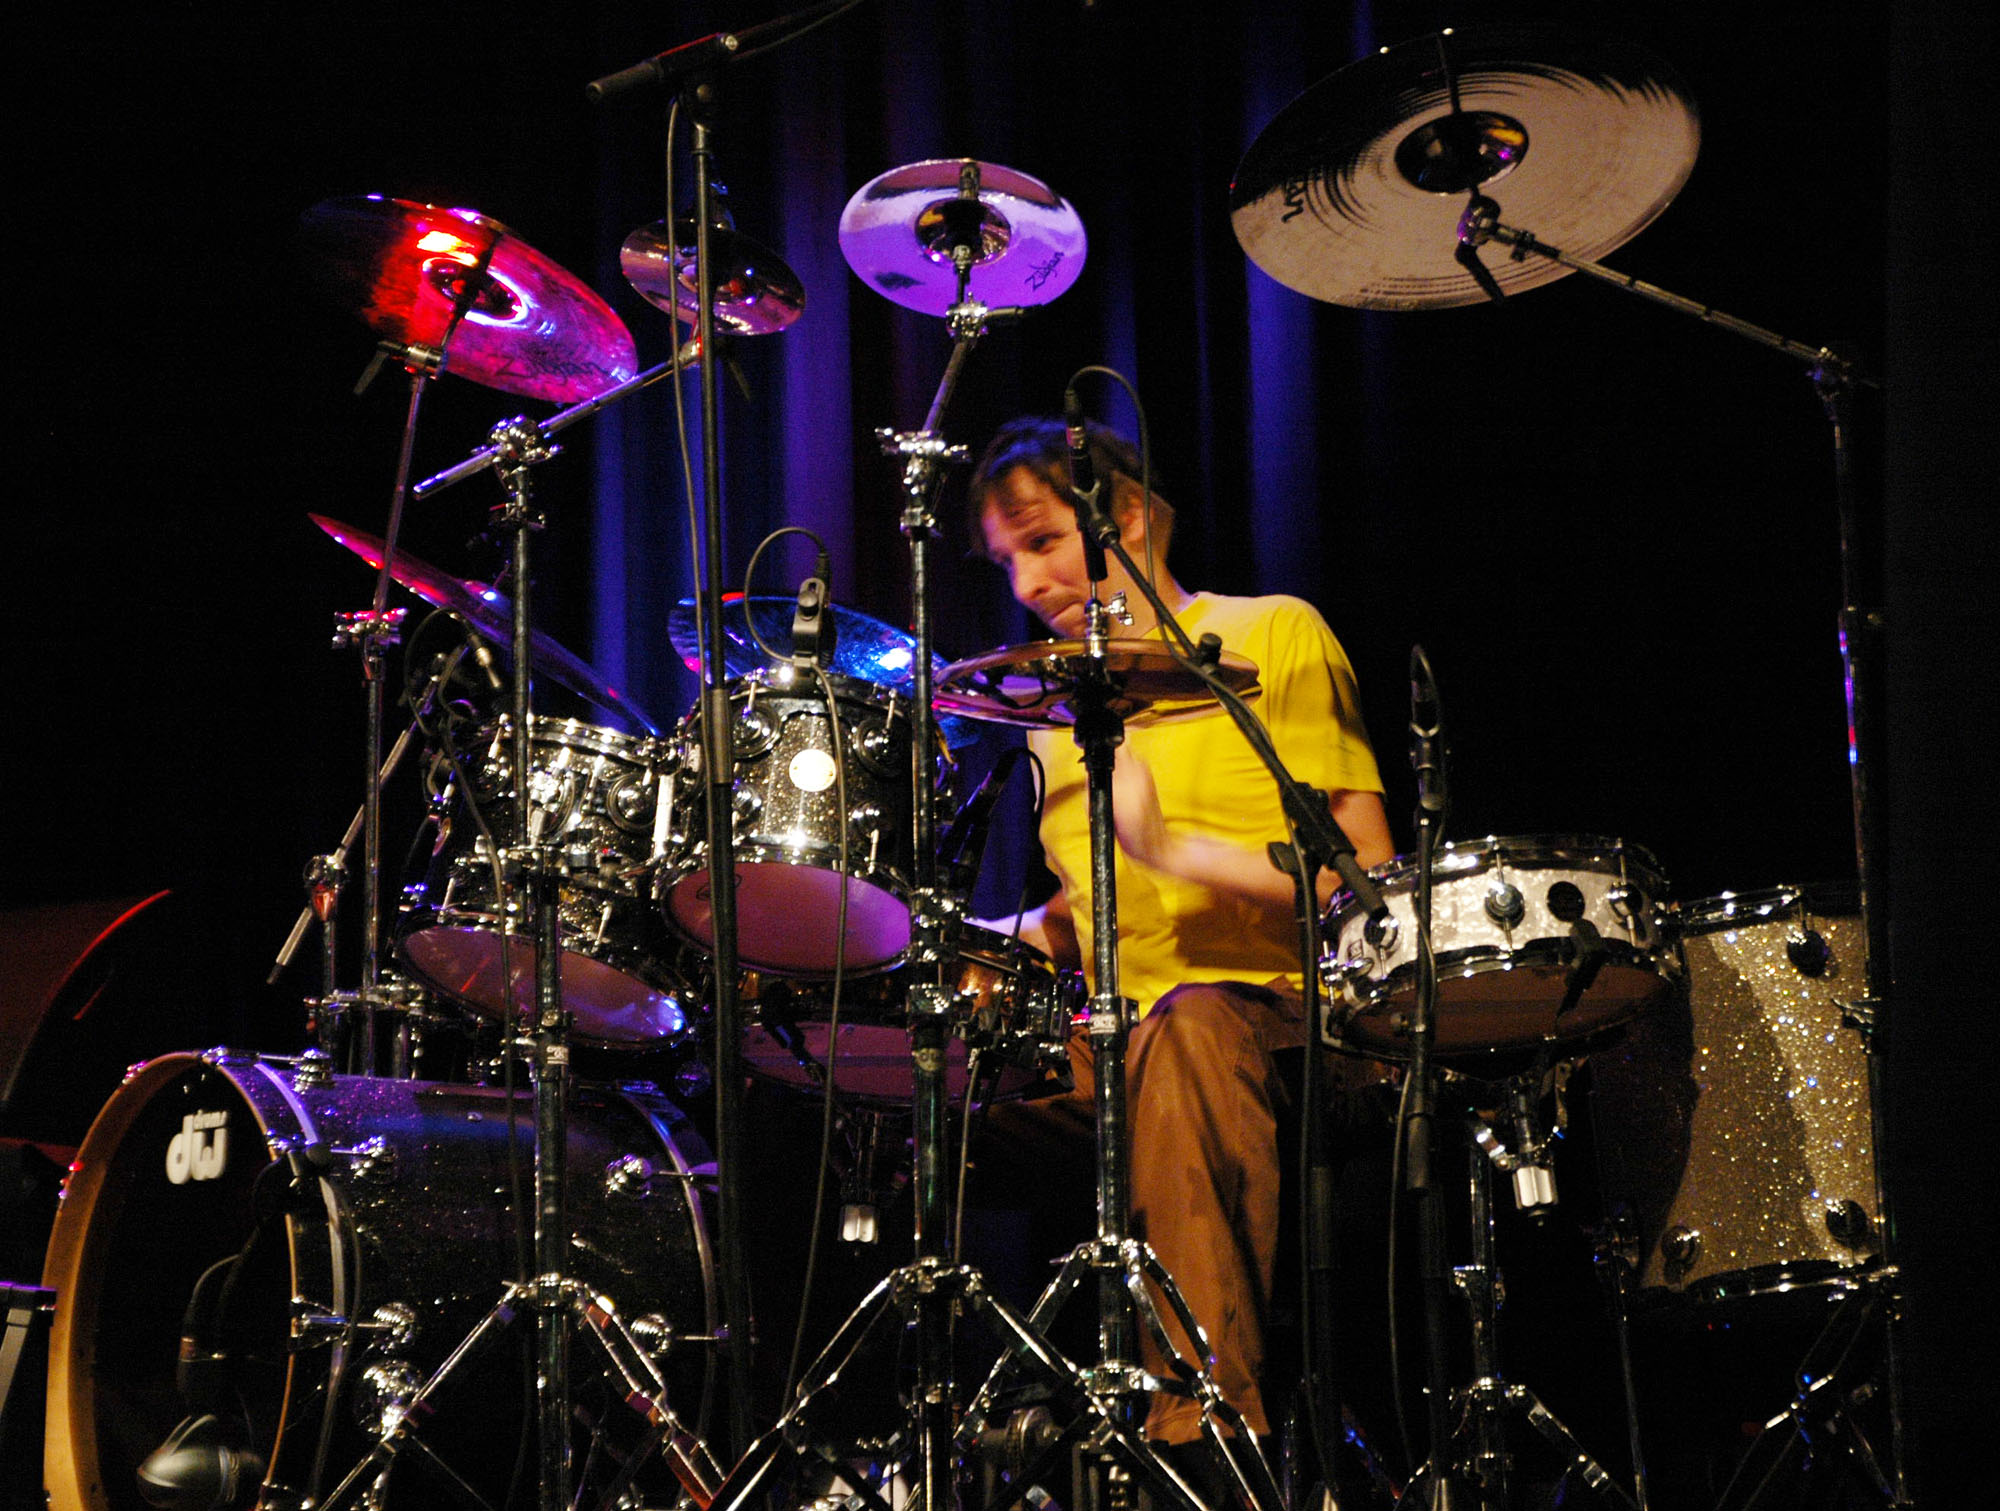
<box><xmin>979</xmin><ymin>466</ymin><xmax>1138</xmax><ymax>639</ymax></box>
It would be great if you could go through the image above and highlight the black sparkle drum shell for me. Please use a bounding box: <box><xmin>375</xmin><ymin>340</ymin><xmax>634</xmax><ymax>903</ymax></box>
<box><xmin>42</xmin><ymin>1052</ymin><xmax>715</xmax><ymax>1511</ymax></box>
<box><xmin>661</xmin><ymin>670</ymin><xmax>929</xmax><ymax>977</ymax></box>
<box><xmin>398</xmin><ymin>716</ymin><xmax>695</xmax><ymax>1046</ymax></box>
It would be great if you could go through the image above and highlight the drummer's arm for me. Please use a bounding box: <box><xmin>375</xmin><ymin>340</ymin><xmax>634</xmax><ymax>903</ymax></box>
<box><xmin>976</xmin><ymin>887</ymin><xmax>1083</xmax><ymax>972</ymax></box>
<box><xmin>1114</xmin><ymin>748</ymin><xmax>1394</xmax><ymax>908</ymax></box>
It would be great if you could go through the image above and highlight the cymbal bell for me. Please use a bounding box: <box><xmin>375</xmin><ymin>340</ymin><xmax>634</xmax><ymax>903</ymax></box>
<box><xmin>838</xmin><ymin>158</ymin><xmax>1087</xmax><ymax>316</ymax></box>
<box><xmin>300</xmin><ymin>196</ymin><xmax>638</xmax><ymax>401</ymax></box>
<box><xmin>310</xmin><ymin>514</ymin><xmax>660</xmax><ymax>734</ymax></box>
<box><xmin>934</xmin><ymin>639</ymin><xmax>1260</xmax><ymax>729</ymax></box>
<box><xmin>620</xmin><ymin>220</ymin><xmax>807</xmax><ymax>336</ymax></box>
<box><xmin>1230</xmin><ymin>26</ymin><xmax>1699</xmax><ymax>310</ymax></box>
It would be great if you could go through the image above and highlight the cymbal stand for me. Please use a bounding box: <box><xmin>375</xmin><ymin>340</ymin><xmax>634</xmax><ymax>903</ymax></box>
<box><xmin>959</xmin><ymin>587</ymin><xmax>1286</xmax><ymax>1511</ymax></box>
<box><xmin>1457</xmin><ymin>194</ymin><xmax>1909</xmax><ymax>1510</ymax></box>
<box><xmin>306</xmin><ymin>420</ymin><xmax>726</xmax><ymax>1511</ymax></box>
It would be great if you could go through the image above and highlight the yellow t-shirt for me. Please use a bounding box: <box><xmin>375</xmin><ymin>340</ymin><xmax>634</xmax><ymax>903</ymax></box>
<box><xmin>1027</xmin><ymin>592</ymin><xmax>1383</xmax><ymax>1012</ymax></box>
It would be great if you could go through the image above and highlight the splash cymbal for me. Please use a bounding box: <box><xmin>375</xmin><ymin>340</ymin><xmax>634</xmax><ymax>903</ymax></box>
<box><xmin>838</xmin><ymin>158</ymin><xmax>1086</xmax><ymax>315</ymax></box>
<box><xmin>934</xmin><ymin>639</ymin><xmax>1259</xmax><ymax>729</ymax></box>
<box><xmin>1230</xmin><ymin>26</ymin><xmax>1699</xmax><ymax>310</ymax></box>
<box><xmin>300</xmin><ymin>196</ymin><xmax>638</xmax><ymax>401</ymax></box>
<box><xmin>310</xmin><ymin>514</ymin><xmax>660</xmax><ymax>734</ymax></box>
<box><xmin>620</xmin><ymin>220</ymin><xmax>806</xmax><ymax>336</ymax></box>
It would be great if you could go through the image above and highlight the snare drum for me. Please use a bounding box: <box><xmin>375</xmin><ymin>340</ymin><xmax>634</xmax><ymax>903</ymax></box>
<box><xmin>739</xmin><ymin>924</ymin><xmax>1080</xmax><ymax>1104</ymax></box>
<box><xmin>662</xmin><ymin>668</ymin><xmax>938</xmax><ymax>977</ymax></box>
<box><xmin>1322</xmin><ymin>834</ymin><xmax>1674</xmax><ymax>1061</ymax></box>
<box><xmin>398</xmin><ymin>716</ymin><xmax>694</xmax><ymax>1045</ymax></box>
<box><xmin>42</xmin><ymin>1051</ymin><xmax>715</xmax><ymax>1511</ymax></box>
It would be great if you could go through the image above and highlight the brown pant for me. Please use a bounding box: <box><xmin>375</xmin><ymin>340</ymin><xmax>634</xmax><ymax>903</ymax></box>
<box><xmin>986</xmin><ymin>979</ymin><xmax>1307</xmax><ymax>1443</ymax></box>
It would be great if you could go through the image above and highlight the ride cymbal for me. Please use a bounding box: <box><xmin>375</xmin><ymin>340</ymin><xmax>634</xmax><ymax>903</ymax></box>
<box><xmin>301</xmin><ymin>196</ymin><xmax>638</xmax><ymax>401</ymax></box>
<box><xmin>310</xmin><ymin>514</ymin><xmax>659</xmax><ymax>734</ymax></box>
<box><xmin>1230</xmin><ymin>26</ymin><xmax>1699</xmax><ymax>310</ymax></box>
<box><xmin>838</xmin><ymin>159</ymin><xmax>1086</xmax><ymax>315</ymax></box>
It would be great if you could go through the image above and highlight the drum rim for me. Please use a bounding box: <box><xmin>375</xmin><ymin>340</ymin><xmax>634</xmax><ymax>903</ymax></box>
<box><xmin>1330</xmin><ymin>833</ymin><xmax>1670</xmax><ymax>905</ymax></box>
<box><xmin>41</xmin><ymin>1051</ymin><xmax>320</xmax><ymax>1511</ymax></box>
<box><xmin>481</xmin><ymin>712</ymin><xmax>669</xmax><ymax>763</ymax></box>
<box><xmin>1673</xmin><ymin>880</ymin><xmax>1861</xmax><ymax>933</ymax></box>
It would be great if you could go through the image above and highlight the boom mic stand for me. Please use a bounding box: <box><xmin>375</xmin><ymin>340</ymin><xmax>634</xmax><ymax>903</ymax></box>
<box><xmin>1456</xmin><ymin>191</ymin><xmax>1908</xmax><ymax>1511</ymax></box>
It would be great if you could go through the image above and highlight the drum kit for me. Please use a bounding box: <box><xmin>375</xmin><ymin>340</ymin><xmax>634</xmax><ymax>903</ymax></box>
<box><xmin>35</xmin><ymin>16</ymin><xmax>1904</xmax><ymax>1511</ymax></box>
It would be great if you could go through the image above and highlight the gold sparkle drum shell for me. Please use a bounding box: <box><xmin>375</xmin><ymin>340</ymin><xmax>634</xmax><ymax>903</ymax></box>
<box><xmin>1589</xmin><ymin>887</ymin><xmax>1881</xmax><ymax>1306</ymax></box>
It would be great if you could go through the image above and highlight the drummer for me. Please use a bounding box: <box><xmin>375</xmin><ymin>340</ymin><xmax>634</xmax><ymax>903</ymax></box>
<box><xmin>967</xmin><ymin>416</ymin><xmax>1395</xmax><ymax>1457</ymax></box>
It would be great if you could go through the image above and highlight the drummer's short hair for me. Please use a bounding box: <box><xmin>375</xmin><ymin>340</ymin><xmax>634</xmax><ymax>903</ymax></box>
<box><xmin>967</xmin><ymin>416</ymin><xmax>1173</xmax><ymax>555</ymax></box>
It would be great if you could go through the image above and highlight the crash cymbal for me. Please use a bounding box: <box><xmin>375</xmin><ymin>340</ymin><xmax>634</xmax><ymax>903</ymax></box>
<box><xmin>838</xmin><ymin>159</ymin><xmax>1087</xmax><ymax>315</ymax></box>
<box><xmin>934</xmin><ymin>639</ymin><xmax>1260</xmax><ymax>729</ymax></box>
<box><xmin>300</xmin><ymin>196</ymin><xmax>638</xmax><ymax>401</ymax></box>
<box><xmin>668</xmin><ymin>594</ymin><xmax>978</xmax><ymax>743</ymax></box>
<box><xmin>620</xmin><ymin>220</ymin><xmax>806</xmax><ymax>336</ymax></box>
<box><xmin>1230</xmin><ymin>26</ymin><xmax>1699</xmax><ymax>310</ymax></box>
<box><xmin>310</xmin><ymin>514</ymin><xmax>660</xmax><ymax>734</ymax></box>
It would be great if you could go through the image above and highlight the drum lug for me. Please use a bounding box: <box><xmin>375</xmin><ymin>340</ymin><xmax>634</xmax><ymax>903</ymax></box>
<box><xmin>339</xmin><ymin>1134</ymin><xmax>399</xmax><ymax>1184</ymax></box>
<box><xmin>1659</xmin><ymin>1223</ymin><xmax>1702</xmax><ymax>1282</ymax></box>
<box><xmin>1484</xmin><ymin>882</ymin><xmax>1526</xmax><ymax>929</ymax></box>
<box><xmin>353</xmin><ymin>1358</ymin><xmax>423</xmax><ymax>1436</ymax></box>
<box><xmin>604</xmin><ymin>1152</ymin><xmax>656</xmax><ymax>1202</ymax></box>
<box><xmin>292</xmin><ymin>1047</ymin><xmax>336</xmax><ymax>1090</ymax></box>
<box><xmin>1825</xmin><ymin>1199</ymin><xmax>1875</xmax><ymax>1249</ymax></box>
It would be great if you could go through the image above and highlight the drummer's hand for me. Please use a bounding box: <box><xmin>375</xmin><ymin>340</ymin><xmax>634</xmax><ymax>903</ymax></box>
<box><xmin>1112</xmin><ymin>748</ymin><xmax>1176</xmax><ymax>871</ymax></box>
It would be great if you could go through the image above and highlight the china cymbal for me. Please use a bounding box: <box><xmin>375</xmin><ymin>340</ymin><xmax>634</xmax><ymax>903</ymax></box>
<box><xmin>620</xmin><ymin>220</ymin><xmax>807</xmax><ymax>336</ymax></box>
<box><xmin>838</xmin><ymin>159</ymin><xmax>1087</xmax><ymax>315</ymax></box>
<box><xmin>934</xmin><ymin>639</ymin><xmax>1260</xmax><ymax>729</ymax></box>
<box><xmin>1230</xmin><ymin>26</ymin><xmax>1699</xmax><ymax>310</ymax></box>
<box><xmin>300</xmin><ymin>196</ymin><xmax>638</xmax><ymax>401</ymax></box>
<box><xmin>310</xmin><ymin>514</ymin><xmax>660</xmax><ymax>734</ymax></box>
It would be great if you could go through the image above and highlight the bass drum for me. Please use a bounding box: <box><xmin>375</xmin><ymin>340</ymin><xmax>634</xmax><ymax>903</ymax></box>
<box><xmin>1321</xmin><ymin>834</ymin><xmax>1676</xmax><ymax>1062</ymax></box>
<box><xmin>42</xmin><ymin>1051</ymin><xmax>715</xmax><ymax>1511</ymax></box>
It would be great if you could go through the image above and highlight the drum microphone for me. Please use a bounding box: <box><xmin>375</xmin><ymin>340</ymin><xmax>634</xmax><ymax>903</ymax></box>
<box><xmin>1409</xmin><ymin>644</ymin><xmax>1446</xmax><ymax>817</ymax></box>
<box><xmin>1062</xmin><ymin>387</ymin><xmax>1110</xmax><ymax>583</ymax></box>
<box><xmin>940</xmin><ymin>746</ymin><xmax>1026</xmax><ymax>896</ymax></box>
<box><xmin>791</xmin><ymin>547</ymin><xmax>836</xmax><ymax>668</ymax></box>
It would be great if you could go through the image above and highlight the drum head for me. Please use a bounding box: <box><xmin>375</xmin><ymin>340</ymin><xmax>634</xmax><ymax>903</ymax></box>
<box><xmin>668</xmin><ymin>863</ymin><xmax>911</xmax><ymax>975</ymax></box>
<box><xmin>44</xmin><ymin>1053</ymin><xmax>717</xmax><ymax>1511</ymax></box>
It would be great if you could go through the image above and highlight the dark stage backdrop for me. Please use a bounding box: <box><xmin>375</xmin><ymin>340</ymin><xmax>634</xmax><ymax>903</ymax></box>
<box><xmin>10</xmin><ymin>0</ymin><xmax>1992</xmax><ymax>1486</ymax></box>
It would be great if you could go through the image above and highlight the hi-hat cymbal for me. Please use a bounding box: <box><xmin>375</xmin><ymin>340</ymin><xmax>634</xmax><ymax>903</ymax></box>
<box><xmin>310</xmin><ymin>515</ymin><xmax>660</xmax><ymax>734</ymax></box>
<box><xmin>1230</xmin><ymin>26</ymin><xmax>1699</xmax><ymax>310</ymax></box>
<box><xmin>620</xmin><ymin>220</ymin><xmax>807</xmax><ymax>336</ymax></box>
<box><xmin>300</xmin><ymin>196</ymin><xmax>638</xmax><ymax>401</ymax></box>
<box><xmin>935</xmin><ymin>639</ymin><xmax>1260</xmax><ymax>729</ymax></box>
<box><xmin>838</xmin><ymin>159</ymin><xmax>1087</xmax><ymax>315</ymax></box>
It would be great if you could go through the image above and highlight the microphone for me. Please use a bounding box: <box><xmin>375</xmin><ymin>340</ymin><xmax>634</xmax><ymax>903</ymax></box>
<box><xmin>1409</xmin><ymin>645</ymin><xmax>1446</xmax><ymax>818</ymax></box>
<box><xmin>939</xmin><ymin>747</ymin><xmax>1025</xmax><ymax>896</ymax></box>
<box><xmin>790</xmin><ymin>547</ymin><xmax>835</xmax><ymax>668</ymax></box>
<box><xmin>585</xmin><ymin>1</ymin><xmax>861</xmax><ymax>104</ymax></box>
<box><xmin>1062</xmin><ymin>387</ymin><xmax>1109</xmax><ymax>583</ymax></box>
